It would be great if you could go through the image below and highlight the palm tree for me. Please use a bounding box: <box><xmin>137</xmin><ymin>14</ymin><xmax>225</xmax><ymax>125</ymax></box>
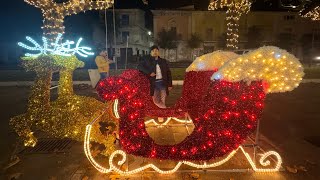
<box><xmin>187</xmin><ymin>33</ymin><xmax>203</xmax><ymax>60</ymax></box>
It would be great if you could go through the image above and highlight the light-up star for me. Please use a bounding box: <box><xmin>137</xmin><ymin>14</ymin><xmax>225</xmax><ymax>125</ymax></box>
<box><xmin>18</xmin><ymin>33</ymin><xmax>94</xmax><ymax>57</ymax></box>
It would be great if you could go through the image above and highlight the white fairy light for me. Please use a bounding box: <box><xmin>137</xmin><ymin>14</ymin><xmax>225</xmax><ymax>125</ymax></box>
<box><xmin>144</xmin><ymin>117</ymin><xmax>193</xmax><ymax>127</ymax></box>
<box><xmin>18</xmin><ymin>33</ymin><xmax>94</xmax><ymax>57</ymax></box>
<box><xmin>113</xmin><ymin>99</ymin><xmax>120</xmax><ymax>119</ymax></box>
<box><xmin>84</xmin><ymin>120</ymin><xmax>283</xmax><ymax>175</ymax></box>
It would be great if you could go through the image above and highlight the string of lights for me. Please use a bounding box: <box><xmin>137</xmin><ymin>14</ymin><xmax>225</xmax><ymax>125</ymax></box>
<box><xmin>208</xmin><ymin>0</ymin><xmax>252</xmax><ymax>49</ymax></box>
<box><xmin>24</xmin><ymin>0</ymin><xmax>114</xmax><ymax>40</ymax></box>
<box><xmin>84</xmin><ymin>121</ymin><xmax>282</xmax><ymax>175</ymax></box>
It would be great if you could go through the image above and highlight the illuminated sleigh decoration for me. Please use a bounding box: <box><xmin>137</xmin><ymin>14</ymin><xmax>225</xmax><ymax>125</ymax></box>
<box><xmin>85</xmin><ymin>46</ymin><xmax>304</xmax><ymax>174</ymax></box>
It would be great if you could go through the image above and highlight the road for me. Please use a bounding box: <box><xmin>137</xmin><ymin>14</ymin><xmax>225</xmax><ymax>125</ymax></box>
<box><xmin>0</xmin><ymin>84</ymin><xmax>319</xmax><ymax>179</ymax></box>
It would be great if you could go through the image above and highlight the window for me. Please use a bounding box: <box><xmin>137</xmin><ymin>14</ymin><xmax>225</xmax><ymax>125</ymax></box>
<box><xmin>206</xmin><ymin>28</ymin><xmax>213</xmax><ymax>41</ymax></box>
<box><xmin>283</xmin><ymin>15</ymin><xmax>295</xmax><ymax>21</ymax></box>
<box><xmin>122</xmin><ymin>31</ymin><xmax>129</xmax><ymax>43</ymax></box>
<box><xmin>170</xmin><ymin>27</ymin><xmax>177</xmax><ymax>34</ymax></box>
<box><xmin>121</xmin><ymin>14</ymin><xmax>129</xmax><ymax>26</ymax></box>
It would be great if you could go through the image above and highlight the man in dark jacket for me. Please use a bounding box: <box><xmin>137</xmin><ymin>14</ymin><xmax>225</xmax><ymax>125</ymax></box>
<box><xmin>137</xmin><ymin>45</ymin><xmax>172</xmax><ymax>108</ymax></box>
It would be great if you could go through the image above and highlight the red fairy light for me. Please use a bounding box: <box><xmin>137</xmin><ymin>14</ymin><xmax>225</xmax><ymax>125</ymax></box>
<box><xmin>259</xmin><ymin>93</ymin><xmax>265</xmax><ymax>99</ymax></box>
<box><xmin>202</xmin><ymin>145</ymin><xmax>207</xmax><ymax>150</ymax></box>
<box><xmin>171</xmin><ymin>147</ymin><xmax>177</xmax><ymax>153</ymax></box>
<box><xmin>181</xmin><ymin>151</ymin><xmax>187</xmax><ymax>156</ymax></box>
<box><xmin>191</xmin><ymin>147</ymin><xmax>198</xmax><ymax>154</ymax></box>
<box><xmin>256</xmin><ymin>102</ymin><xmax>264</xmax><ymax>108</ymax></box>
<box><xmin>250</xmin><ymin>114</ymin><xmax>256</xmax><ymax>120</ymax></box>
<box><xmin>207</xmin><ymin>141</ymin><xmax>213</xmax><ymax>147</ymax></box>
<box><xmin>262</xmin><ymin>81</ymin><xmax>269</xmax><ymax>91</ymax></box>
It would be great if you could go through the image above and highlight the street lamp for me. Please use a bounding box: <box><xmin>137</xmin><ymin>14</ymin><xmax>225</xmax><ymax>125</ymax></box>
<box><xmin>148</xmin><ymin>31</ymin><xmax>152</xmax><ymax>36</ymax></box>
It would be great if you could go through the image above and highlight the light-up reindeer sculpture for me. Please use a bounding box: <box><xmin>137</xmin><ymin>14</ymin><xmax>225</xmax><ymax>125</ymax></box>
<box><xmin>11</xmin><ymin>34</ymin><xmax>117</xmax><ymax>156</ymax></box>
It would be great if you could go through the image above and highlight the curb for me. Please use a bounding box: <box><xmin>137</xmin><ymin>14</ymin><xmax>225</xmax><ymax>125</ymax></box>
<box><xmin>0</xmin><ymin>79</ymin><xmax>319</xmax><ymax>87</ymax></box>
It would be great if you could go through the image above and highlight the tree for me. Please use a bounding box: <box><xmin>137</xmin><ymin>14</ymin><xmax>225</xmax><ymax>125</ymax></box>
<box><xmin>209</xmin><ymin>0</ymin><xmax>252</xmax><ymax>49</ymax></box>
<box><xmin>217</xmin><ymin>33</ymin><xmax>227</xmax><ymax>50</ymax></box>
<box><xmin>276</xmin><ymin>33</ymin><xmax>296</xmax><ymax>52</ymax></box>
<box><xmin>246</xmin><ymin>26</ymin><xmax>263</xmax><ymax>49</ymax></box>
<box><xmin>24</xmin><ymin>0</ymin><xmax>113</xmax><ymax>41</ymax></box>
<box><xmin>156</xmin><ymin>28</ymin><xmax>180</xmax><ymax>59</ymax></box>
<box><xmin>187</xmin><ymin>33</ymin><xmax>203</xmax><ymax>60</ymax></box>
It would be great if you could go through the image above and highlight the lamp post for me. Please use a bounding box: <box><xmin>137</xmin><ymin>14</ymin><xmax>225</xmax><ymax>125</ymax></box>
<box><xmin>113</xmin><ymin>1</ymin><xmax>117</xmax><ymax>70</ymax></box>
<box><xmin>125</xmin><ymin>35</ymin><xmax>129</xmax><ymax>69</ymax></box>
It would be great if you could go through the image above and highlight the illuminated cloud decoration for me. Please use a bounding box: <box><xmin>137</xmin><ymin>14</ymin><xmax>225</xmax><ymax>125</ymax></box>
<box><xmin>186</xmin><ymin>51</ymin><xmax>239</xmax><ymax>72</ymax></box>
<box><xmin>18</xmin><ymin>33</ymin><xmax>94</xmax><ymax>57</ymax></box>
<box><xmin>212</xmin><ymin>46</ymin><xmax>304</xmax><ymax>93</ymax></box>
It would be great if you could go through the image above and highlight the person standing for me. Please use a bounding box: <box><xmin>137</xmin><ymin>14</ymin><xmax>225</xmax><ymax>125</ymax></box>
<box><xmin>95</xmin><ymin>50</ymin><xmax>114</xmax><ymax>79</ymax></box>
<box><xmin>137</xmin><ymin>45</ymin><xmax>172</xmax><ymax>108</ymax></box>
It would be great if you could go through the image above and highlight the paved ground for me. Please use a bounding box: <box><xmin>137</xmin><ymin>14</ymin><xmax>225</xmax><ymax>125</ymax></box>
<box><xmin>0</xmin><ymin>84</ymin><xmax>319</xmax><ymax>179</ymax></box>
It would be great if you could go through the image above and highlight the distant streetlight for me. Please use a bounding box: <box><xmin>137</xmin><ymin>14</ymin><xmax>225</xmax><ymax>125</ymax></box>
<box><xmin>148</xmin><ymin>31</ymin><xmax>152</xmax><ymax>36</ymax></box>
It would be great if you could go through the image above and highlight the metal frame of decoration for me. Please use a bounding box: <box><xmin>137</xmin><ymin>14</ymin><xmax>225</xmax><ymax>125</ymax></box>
<box><xmin>84</xmin><ymin>99</ymin><xmax>283</xmax><ymax>175</ymax></box>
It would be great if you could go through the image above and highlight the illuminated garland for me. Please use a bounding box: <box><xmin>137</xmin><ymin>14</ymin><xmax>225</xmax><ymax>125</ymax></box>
<box><xmin>24</xmin><ymin>0</ymin><xmax>113</xmax><ymax>40</ymax></box>
<box><xmin>84</xmin><ymin>120</ymin><xmax>282</xmax><ymax>174</ymax></box>
<box><xmin>208</xmin><ymin>0</ymin><xmax>252</xmax><ymax>49</ymax></box>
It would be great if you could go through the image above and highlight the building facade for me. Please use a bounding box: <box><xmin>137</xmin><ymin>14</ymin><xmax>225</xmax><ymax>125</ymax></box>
<box><xmin>152</xmin><ymin>10</ymin><xmax>319</xmax><ymax>62</ymax></box>
<box><xmin>94</xmin><ymin>9</ymin><xmax>153</xmax><ymax>67</ymax></box>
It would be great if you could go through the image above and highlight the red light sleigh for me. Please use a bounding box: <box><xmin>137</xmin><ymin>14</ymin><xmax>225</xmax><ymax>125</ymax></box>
<box><xmin>85</xmin><ymin>47</ymin><xmax>304</xmax><ymax>175</ymax></box>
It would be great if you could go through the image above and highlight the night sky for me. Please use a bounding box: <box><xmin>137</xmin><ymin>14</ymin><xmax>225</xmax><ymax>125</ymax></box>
<box><xmin>0</xmin><ymin>0</ymin><xmax>294</xmax><ymax>44</ymax></box>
